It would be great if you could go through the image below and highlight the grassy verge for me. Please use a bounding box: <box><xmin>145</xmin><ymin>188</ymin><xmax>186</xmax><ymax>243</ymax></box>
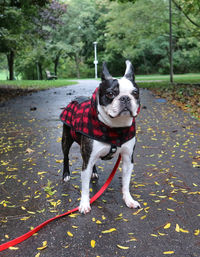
<box><xmin>136</xmin><ymin>73</ymin><xmax>200</xmax><ymax>84</ymax></box>
<box><xmin>0</xmin><ymin>79</ymin><xmax>77</xmax><ymax>90</ymax></box>
<box><xmin>138</xmin><ymin>78</ymin><xmax>200</xmax><ymax>120</ymax></box>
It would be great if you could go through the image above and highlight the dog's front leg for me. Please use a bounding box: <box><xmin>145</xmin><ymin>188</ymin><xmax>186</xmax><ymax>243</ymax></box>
<box><xmin>79</xmin><ymin>163</ymin><xmax>93</xmax><ymax>214</ymax></box>
<box><xmin>122</xmin><ymin>154</ymin><xmax>141</xmax><ymax>209</ymax></box>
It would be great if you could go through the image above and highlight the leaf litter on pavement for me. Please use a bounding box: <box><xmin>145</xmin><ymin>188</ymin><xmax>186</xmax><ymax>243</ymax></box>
<box><xmin>0</xmin><ymin>90</ymin><xmax>200</xmax><ymax>256</ymax></box>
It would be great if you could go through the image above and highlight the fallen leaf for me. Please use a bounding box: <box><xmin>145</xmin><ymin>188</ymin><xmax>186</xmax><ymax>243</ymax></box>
<box><xmin>179</xmin><ymin>228</ymin><xmax>189</xmax><ymax>233</ymax></box>
<box><xmin>194</xmin><ymin>229</ymin><xmax>200</xmax><ymax>236</ymax></box>
<box><xmin>102</xmin><ymin>228</ymin><xmax>116</xmax><ymax>234</ymax></box>
<box><xmin>26</xmin><ymin>148</ymin><xmax>35</xmax><ymax>154</ymax></box>
<box><xmin>117</xmin><ymin>244</ymin><xmax>129</xmax><ymax>250</ymax></box>
<box><xmin>163</xmin><ymin>251</ymin><xmax>175</xmax><ymax>255</ymax></box>
<box><xmin>67</xmin><ymin>231</ymin><xmax>73</xmax><ymax>237</ymax></box>
<box><xmin>175</xmin><ymin>224</ymin><xmax>180</xmax><ymax>232</ymax></box>
<box><xmin>8</xmin><ymin>246</ymin><xmax>19</xmax><ymax>250</ymax></box>
<box><xmin>164</xmin><ymin>223</ymin><xmax>171</xmax><ymax>229</ymax></box>
<box><xmin>151</xmin><ymin>234</ymin><xmax>158</xmax><ymax>237</ymax></box>
<box><xmin>55</xmin><ymin>159</ymin><xmax>63</xmax><ymax>163</ymax></box>
<box><xmin>91</xmin><ymin>240</ymin><xmax>96</xmax><ymax>248</ymax></box>
<box><xmin>37</xmin><ymin>241</ymin><xmax>47</xmax><ymax>250</ymax></box>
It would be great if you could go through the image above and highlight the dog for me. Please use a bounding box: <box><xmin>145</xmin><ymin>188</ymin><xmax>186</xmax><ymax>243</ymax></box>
<box><xmin>60</xmin><ymin>60</ymin><xmax>141</xmax><ymax>214</ymax></box>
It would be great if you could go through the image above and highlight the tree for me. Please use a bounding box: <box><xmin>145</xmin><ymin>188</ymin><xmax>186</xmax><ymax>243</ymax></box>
<box><xmin>52</xmin><ymin>0</ymin><xmax>98</xmax><ymax>78</ymax></box>
<box><xmin>0</xmin><ymin>0</ymin><xmax>49</xmax><ymax>80</ymax></box>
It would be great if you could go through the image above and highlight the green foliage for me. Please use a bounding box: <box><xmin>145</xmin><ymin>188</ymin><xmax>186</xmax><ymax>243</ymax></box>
<box><xmin>1</xmin><ymin>0</ymin><xmax>200</xmax><ymax>79</ymax></box>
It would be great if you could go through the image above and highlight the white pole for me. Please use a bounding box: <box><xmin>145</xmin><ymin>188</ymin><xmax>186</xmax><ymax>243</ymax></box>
<box><xmin>93</xmin><ymin>42</ymin><xmax>98</xmax><ymax>79</ymax></box>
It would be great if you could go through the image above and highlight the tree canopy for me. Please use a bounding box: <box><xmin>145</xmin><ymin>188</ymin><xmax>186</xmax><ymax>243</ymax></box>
<box><xmin>0</xmin><ymin>0</ymin><xmax>199</xmax><ymax>79</ymax></box>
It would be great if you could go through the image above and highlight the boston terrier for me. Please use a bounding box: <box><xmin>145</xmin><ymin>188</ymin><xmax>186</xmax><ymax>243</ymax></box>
<box><xmin>60</xmin><ymin>60</ymin><xmax>141</xmax><ymax>214</ymax></box>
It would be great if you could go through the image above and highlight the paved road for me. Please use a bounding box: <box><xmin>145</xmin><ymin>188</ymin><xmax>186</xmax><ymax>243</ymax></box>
<box><xmin>0</xmin><ymin>80</ymin><xmax>200</xmax><ymax>257</ymax></box>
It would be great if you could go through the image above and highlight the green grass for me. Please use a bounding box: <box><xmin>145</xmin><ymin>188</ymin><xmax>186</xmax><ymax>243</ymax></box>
<box><xmin>136</xmin><ymin>73</ymin><xmax>200</xmax><ymax>89</ymax></box>
<box><xmin>0</xmin><ymin>71</ymin><xmax>199</xmax><ymax>91</ymax></box>
<box><xmin>0</xmin><ymin>79</ymin><xmax>77</xmax><ymax>90</ymax></box>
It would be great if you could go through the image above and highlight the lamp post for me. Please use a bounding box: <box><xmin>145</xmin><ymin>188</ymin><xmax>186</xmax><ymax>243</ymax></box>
<box><xmin>169</xmin><ymin>0</ymin><xmax>173</xmax><ymax>83</ymax></box>
<box><xmin>93</xmin><ymin>41</ymin><xmax>98</xmax><ymax>79</ymax></box>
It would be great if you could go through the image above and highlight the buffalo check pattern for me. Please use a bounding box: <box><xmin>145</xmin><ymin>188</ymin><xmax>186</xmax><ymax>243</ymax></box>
<box><xmin>60</xmin><ymin>88</ymin><xmax>136</xmax><ymax>147</ymax></box>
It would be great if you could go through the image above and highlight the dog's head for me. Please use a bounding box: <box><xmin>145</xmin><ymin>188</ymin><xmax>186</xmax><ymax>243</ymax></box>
<box><xmin>97</xmin><ymin>60</ymin><xmax>140</xmax><ymax>127</ymax></box>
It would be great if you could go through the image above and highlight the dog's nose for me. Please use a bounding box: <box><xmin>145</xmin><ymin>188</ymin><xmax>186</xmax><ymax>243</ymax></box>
<box><xmin>120</xmin><ymin>96</ymin><xmax>130</xmax><ymax>103</ymax></box>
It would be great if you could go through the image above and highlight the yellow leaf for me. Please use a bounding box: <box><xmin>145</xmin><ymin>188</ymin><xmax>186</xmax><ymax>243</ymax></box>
<box><xmin>194</xmin><ymin>229</ymin><xmax>200</xmax><ymax>236</ymax></box>
<box><xmin>37</xmin><ymin>241</ymin><xmax>47</xmax><ymax>250</ymax></box>
<box><xmin>132</xmin><ymin>208</ymin><xmax>143</xmax><ymax>215</ymax></box>
<box><xmin>167</xmin><ymin>208</ymin><xmax>175</xmax><ymax>212</ymax></box>
<box><xmin>102</xmin><ymin>215</ymin><xmax>106</xmax><ymax>220</ymax></box>
<box><xmin>158</xmin><ymin>232</ymin><xmax>166</xmax><ymax>236</ymax></box>
<box><xmin>96</xmin><ymin>220</ymin><xmax>102</xmax><ymax>224</ymax></box>
<box><xmin>55</xmin><ymin>159</ymin><xmax>63</xmax><ymax>163</ymax></box>
<box><xmin>179</xmin><ymin>228</ymin><xmax>189</xmax><ymax>233</ymax></box>
<box><xmin>164</xmin><ymin>223</ymin><xmax>171</xmax><ymax>229</ymax></box>
<box><xmin>56</xmin><ymin>137</ymin><xmax>62</xmax><ymax>142</ymax></box>
<box><xmin>117</xmin><ymin>244</ymin><xmax>129</xmax><ymax>250</ymax></box>
<box><xmin>35</xmin><ymin>253</ymin><xmax>41</xmax><ymax>257</ymax></box>
<box><xmin>102</xmin><ymin>228</ymin><xmax>117</xmax><ymax>234</ymax></box>
<box><xmin>67</xmin><ymin>231</ymin><xmax>73</xmax><ymax>237</ymax></box>
<box><xmin>163</xmin><ymin>251</ymin><xmax>174</xmax><ymax>255</ymax></box>
<box><xmin>140</xmin><ymin>215</ymin><xmax>147</xmax><ymax>220</ymax></box>
<box><xmin>175</xmin><ymin>224</ymin><xmax>180</xmax><ymax>232</ymax></box>
<box><xmin>20</xmin><ymin>216</ymin><xmax>30</xmax><ymax>221</ymax></box>
<box><xmin>91</xmin><ymin>240</ymin><xmax>96</xmax><ymax>248</ymax></box>
<box><xmin>38</xmin><ymin>172</ymin><xmax>47</xmax><ymax>175</ymax></box>
<box><xmin>8</xmin><ymin>246</ymin><xmax>19</xmax><ymax>250</ymax></box>
<box><xmin>151</xmin><ymin>234</ymin><xmax>158</xmax><ymax>237</ymax></box>
<box><xmin>68</xmin><ymin>213</ymin><xmax>78</xmax><ymax>218</ymax></box>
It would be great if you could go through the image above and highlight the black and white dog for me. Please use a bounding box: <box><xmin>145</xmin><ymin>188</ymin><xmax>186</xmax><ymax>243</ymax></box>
<box><xmin>60</xmin><ymin>60</ymin><xmax>141</xmax><ymax>214</ymax></box>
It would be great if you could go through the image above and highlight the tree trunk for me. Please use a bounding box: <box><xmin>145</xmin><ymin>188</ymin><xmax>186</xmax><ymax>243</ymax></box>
<box><xmin>75</xmin><ymin>54</ymin><xmax>80</xmax><ymax>78</ymax></box>
<box><xmin>54</xmin><ymin>55</ymin><xmax>59</xmax><ymax>76</ymax></box>
<box><xmin>38</xmin><ymin>62</ymin><xmax>43</xmax><ymax>80</ymax></box>
<box><xmin>7</xmin><ymin>50</ymin><xmax>15</xmax><ymax>80</ymax></box>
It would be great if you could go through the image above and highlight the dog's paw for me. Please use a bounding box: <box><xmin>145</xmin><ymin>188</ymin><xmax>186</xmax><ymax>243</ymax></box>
<box><xmin>123</xmin><ymin>194</ymin><xmax>141</xmax><ymax>209</ymax></box>
<box><xmin>91</xmin><ymin>173</ymin><xmax>99</xmax><ymax>180</ymax></box>
<box><xmin>63</xmin><ymin>176</ymin><xmax>70</xmax><ymax>182</ymax></box>
<box><xmin>79</xmin><ymin>199</ymin><xmax>91</xmax><ymax>214</ymax></box>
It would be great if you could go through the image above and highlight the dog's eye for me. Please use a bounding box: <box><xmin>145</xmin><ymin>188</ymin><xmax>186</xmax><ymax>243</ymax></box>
<box><xmin>106</xmin><ymin>92</ymin><xmax>115</xmax><ymax>99</ymax></box>
<box><xmin>132</xmin><ymin>89</ymin><xmax>139</xmax><ymax>99</ymax></box>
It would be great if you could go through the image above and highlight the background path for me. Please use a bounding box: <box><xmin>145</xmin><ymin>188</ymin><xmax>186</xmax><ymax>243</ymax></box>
<box><xmin>0</xmin><ymin>80</ymin><xmax>200</xmax><ymax>257</ymax></box>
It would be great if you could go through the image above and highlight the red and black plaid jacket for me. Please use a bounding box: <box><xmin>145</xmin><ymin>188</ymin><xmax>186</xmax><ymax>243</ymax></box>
<box><xmin>60</xmin><ymin>88</ymin><xmax>138</xmax><ymax>147</ymax></box>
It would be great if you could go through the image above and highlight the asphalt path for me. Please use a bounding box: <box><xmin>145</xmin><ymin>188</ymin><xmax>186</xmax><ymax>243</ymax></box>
<box><xmin>0</xmin><ymin>79</ymin><xmax>200</xmax><ymax>257</ymax></box>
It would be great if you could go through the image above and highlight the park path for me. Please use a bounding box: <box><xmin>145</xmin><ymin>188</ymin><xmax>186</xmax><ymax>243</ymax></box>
<box><xmin>0</xmin><ymin>79</ymin><xmax>200</xmax><ymax>257</ymax></box>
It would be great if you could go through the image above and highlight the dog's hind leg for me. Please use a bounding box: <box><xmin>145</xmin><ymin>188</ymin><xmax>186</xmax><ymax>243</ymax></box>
<box><xmin>79</xmin><ymin>136</ymin><xmax>94</xmax><ymax>214</ymax></box>
<box><xmin>62</xmin><ymin>124</ymin><xmax>74</xmax><ymax>182</ymax></box>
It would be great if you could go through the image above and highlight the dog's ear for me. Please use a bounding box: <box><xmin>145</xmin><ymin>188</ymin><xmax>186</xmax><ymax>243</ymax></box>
<box><xmin>101</xmin><ymin>62</ymin><xmax>113</xmax><ymax>81</ymax></box>
<box><xmin>124</xmin><ymin>60</ymin><xmax>135</xmax><ymax>82</ymax></box>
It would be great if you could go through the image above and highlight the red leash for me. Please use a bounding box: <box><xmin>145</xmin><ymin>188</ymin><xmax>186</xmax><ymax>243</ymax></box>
<box><xmin>0</xmin><ymin>155</ymin><xmax>121</xmax><ymax>252</ymax></box>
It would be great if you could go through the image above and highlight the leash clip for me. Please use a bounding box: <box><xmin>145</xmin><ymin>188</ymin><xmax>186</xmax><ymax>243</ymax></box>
<box><xmin>101</xmin><ymin>145</ymin><xmax>117</xmax><ymax>160</ymax></box>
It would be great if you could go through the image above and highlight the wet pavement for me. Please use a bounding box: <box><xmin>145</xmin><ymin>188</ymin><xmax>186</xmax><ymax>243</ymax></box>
<box><xmin>0</xmin><ymin>79</ymin><xmax>200</xmax><ymax>257</ymax></box>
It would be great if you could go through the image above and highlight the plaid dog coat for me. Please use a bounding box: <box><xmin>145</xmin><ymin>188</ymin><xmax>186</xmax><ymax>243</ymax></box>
<box><xmin>60</xmin><ymin>88</ymin><xmax>139</xmax><ymax>147</ymax></box>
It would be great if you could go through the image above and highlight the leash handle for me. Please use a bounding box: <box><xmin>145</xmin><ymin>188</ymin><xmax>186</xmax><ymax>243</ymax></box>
<box><xmin>0</xmin><ymin>155</ymin><xmax>121</xmax><ymax>252</ymax></box>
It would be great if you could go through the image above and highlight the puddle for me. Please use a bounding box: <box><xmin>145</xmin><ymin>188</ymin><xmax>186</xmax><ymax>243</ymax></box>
<box><xmin>155</xmin><ymin>98</ymin><xmax>167</xmax><ymax>103</ymax></box>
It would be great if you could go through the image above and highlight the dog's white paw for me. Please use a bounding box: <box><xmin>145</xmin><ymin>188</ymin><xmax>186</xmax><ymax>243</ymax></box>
<box><xmin>91</xmin><ymin>173</ymin><xmax>99</xmax><ymax>179</ymax></box>
<box><xmin>123</xmin><ymin>194</ymin><xmax>141</xmax><ymax>209</ymax></box>
<box><xmin>79</xmin><ymin>199</ymin><xmax>91</xmax><ymax>214</ymax></box>
<box><xmin>63</xmin><ymin>176</ymin><xmax>70</xmax><ymax>182</ymax></box>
